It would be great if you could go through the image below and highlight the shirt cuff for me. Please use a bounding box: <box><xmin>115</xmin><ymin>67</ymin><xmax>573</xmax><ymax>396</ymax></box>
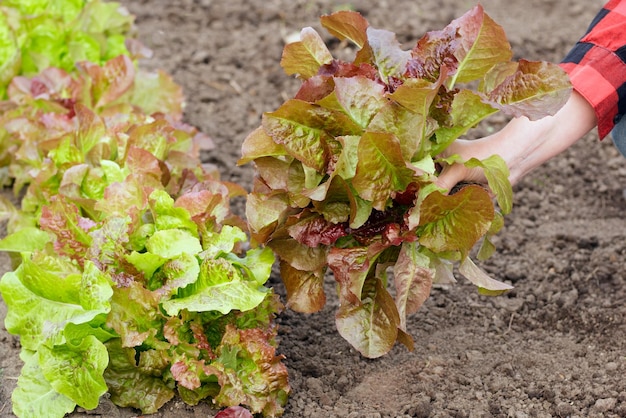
<box><xmin>560</xmin><ymin>43</ymin><xmax>626</xmax><ymax>140</ymax></box>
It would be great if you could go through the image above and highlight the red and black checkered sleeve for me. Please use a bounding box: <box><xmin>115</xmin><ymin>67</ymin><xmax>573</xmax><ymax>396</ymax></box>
<box><xmin>560</xmin><ymin>0</ymin><xmax>626</xmax><ymax>139</ymax></box>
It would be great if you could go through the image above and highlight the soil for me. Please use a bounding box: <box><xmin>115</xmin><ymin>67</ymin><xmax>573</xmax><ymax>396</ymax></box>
<box><xmin>1</xmin><ymin>0</ymin><xmax>626</xmax><ymax>417</ymax></box>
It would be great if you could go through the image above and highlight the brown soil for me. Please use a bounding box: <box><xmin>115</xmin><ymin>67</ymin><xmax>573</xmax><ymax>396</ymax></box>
<box><xmin>2</xmin><ymin>0</ymin><xmax>626</xmax><ymax>417</ymax></box>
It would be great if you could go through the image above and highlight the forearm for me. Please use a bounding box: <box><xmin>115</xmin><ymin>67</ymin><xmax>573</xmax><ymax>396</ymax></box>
<box><xmin>480</xmin><ymin>90</ymin><xmax>597</xmax><ymax>184</ymax></box>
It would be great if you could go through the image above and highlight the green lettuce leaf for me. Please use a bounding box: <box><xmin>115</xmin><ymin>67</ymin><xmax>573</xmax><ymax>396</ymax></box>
<box><xmin>104</xmin><ymin>339</ymin><xmax>175</xmax><ymax>414</ymax></box>
<box><xmin>161</xmin><ymin>258</ymin><xmax>269</xmax><ymax>316</ymax></box>
<box><xmin>11</xmin><ymin>351</ymin><xmax>77</xmax><ymax>418</ymax></box>
<box><xmin>0</xmin><ymin>227</ymin><xmax>50</xmax><ymax>252</ymax></box>
<box><xmin>0</xmin><ymin>258</ymin><xmax>112</xmax><ymax>350</ymax></box>
<box><xmin>0</xmin><ymin>9</ymin><xmax>20</xmax><ymax>97</ymax></box>
<box><xmin>417</xmin><ymin>185</ymin><xmax>495</xmax><ymax>256</ymax></box>
<box><xmin>39</xmin><ymin>335</ymin><xmax>109</xmax><ymax>409</ymax></box>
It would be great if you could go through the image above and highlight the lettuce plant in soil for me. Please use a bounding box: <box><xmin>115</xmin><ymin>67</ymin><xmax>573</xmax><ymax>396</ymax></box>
<box><xmin>0</xmin><ymin>54</ymin><xmax>190</xmax><ymax>213</ymax></box>
<box><xmin>0</xmin><ymin>57</ymin><xmax>290</xmax><ymax>417</ymax></box>
<box><xmin>239</xmin><ymin>6</ymin><xmax>572</xmax><ymax>358</ymax></box>
<box><xmin>0</xmin><ymin>0</ymin><xmax>138</xmax><ymax>99</ymax></box>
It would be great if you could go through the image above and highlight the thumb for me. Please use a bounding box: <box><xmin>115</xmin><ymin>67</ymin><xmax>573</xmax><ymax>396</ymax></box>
<box><xmin>434</xmin><ymin>164</ymin><xmax>465</xmax><ymax>194</ymax></box>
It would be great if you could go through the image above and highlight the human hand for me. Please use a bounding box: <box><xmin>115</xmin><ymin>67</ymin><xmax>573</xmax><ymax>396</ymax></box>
<box><xmin>435</xmin><ymin>137</ymin><xmax>498</xmax><ymax>192</ymax></box>
<box><xmin>435</xmin><ymin>90</ymin><xmax>597</xmax><ymax>194</ymax></box>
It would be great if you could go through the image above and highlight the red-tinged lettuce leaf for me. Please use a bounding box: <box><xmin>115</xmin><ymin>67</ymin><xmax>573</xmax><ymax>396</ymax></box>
<box><xmin>387</xmin><ymin>78</ymin><xmax>441</xmax><ymax>131</ymax></box>
<box><xmin>249</xmin><ymin>156</ymin><xmax>293</xmax><ymax>192</ymax></box>
<box><xmin>174</xmin><ymin>180</ymin><xmax>232</xmax><ymax>226</ymax></box>
<box><xmin>320</xmin><ymin>10</ymin><xmax>373</xmax><ymax>64</ymax></box>
<box><xmin>212</xmin><ymin>326</ymin><xmax>290</xmax><ymax>416</ymax></box>
<box><xmin>327</xmin><ymin>247</ymin><xmax>370</xmax><ymax>306</ymax></box>
<box><xmin>124</xmin><ymin>145</ymin><xmax>165</xmax><ymax>185</ymax></box>
<box><xmin>106</xmin><ymin>282</ymin><xmax>164</xmax><ymax>347</ymax></box>
<box><xmin>310</xmin><ymin>180</ymin><xmax>352</xmax><ymax>225</ymax></box>
<box><xmin>129</xmin><ymin>69</ymin><xmax>184</xmax><ymax>118</ymax></box>
<box><xmin>407</xmin><ymin>24</ymin><xmax>459</xmax><ymax>83</ymax></box>
<box><xmin>437</xmin><ymin>153</ymin><xmax>513</xmax><ymax>215</ymax></box>
<box><xmin>104</xmin><ymin>339</ymin><xmax>175</xmax><ymax>414</ymax></box>
<box><xmin>294</xmin><ymin>74</ymin><xmax>336</xmax><ymax>102</ymax></box>
<box><xmin>330</xmin><ymin>135</ymin><xmax>360</xmax><ymax>183</ymax></box>
<box><xmin>126</xmin><ymin>118</ymin><xmax>173</xmax><ymax>161</ymax></box>
<box><xmin>93</xmin><ymin>175</ymin><xmax>148</xmax><ymax>217</ymax></box>
<box><xmin>40</xmin><ymin>196</ymin><xmax>96</xmax><ymax>262</ymax></box>
<box><xmin>262</xmin><ymin>99</ymin><xmax>362</xmax><ymax>172</ymax></box>
<box><xmin>393</xmin><ymin>242</ymin><xmax>433</xmax><ymax>331</ymax></box>
<box><xmin>279</xmin><ymin>259</ymin><xmax>326</xmax><ymax>313</ymax></box>
<box><xmin>287</xmin><ymin>211</ymin><xmax>347</xmax><ymax>247</ymax></box>
<box><xmin>320</xmin><ymin>10</ymin><xmax>369</xmax><ymax>49</ymax></box>
<box><xmin>351</xmin><ymin>132</ymin><xmax>416</xmax><ymax>210</ymax></box>
<box><xmin>76</xmin><ymin>55</ymin><xmax>136</xmax><ymax>108</ymax></box>
<box><xmin>6</xmin><ymin>66</ymin><xmax>80</xmax><ymax>104</ymax></box>
<box><xmin>432</xmin><ymin>89</ymin><xmax>499</xmax><ymax>155</ymax></box>
<box><xmin>417</xmin><ymin>185</ymin><xmax>494</xmax><ymax>256</ymax></box>
<box><xmin>170</xmin><ymin>357</ymin><xmax>212</xmax><ymax>391</ymax></box>
<box><xmin>445</xmin><ymin>4</ymin><xmax>513</xmax><ymax>87</ymax></box>
<box><xmin>318</xmin><ymin>76</ymin><xmax>387</xmax><ymax>128</ymax></box>
<box><xmin>479</xmin><ymin>61</ymin><xmax>519</xmax><ymax>92</ymax></box>
<box><xmin>482</xmin><ymin>59</ymin><xmax>572</xmax><ymax>120</ymax></box>
<box><xmin>267</xmin><ymin>234</ymin><xmax>327</xmax><ymax>274</ymax></box>
<box><xmin>335</xmin><ymin>275</ymin><xmax>400</xmax><ymax>358</ymax></box>
<box><xmin>238</xmin><ymin>126</ymin><xmax>287</xmax><ymax>165</ymax></box>
<box><xmin>215</xmin><ymin>406</ymin><xmax>254</xmax><ymax>418</ymax></box>
<box><xmin>280</xmin><ymin>27</ymin><xmax>333</xmax><ymax>79</ymax></box>
<box><xmin>366</xmin><ymin>27</ymin><xmax>411</xmax><ymax>81</ymax></box>
<box><xmin>74</xmin><ymin>104</ymin><xmax>108</xmax><ymax>158</ymax></box>
<box><xmin>367</xmin><ymin>100</ymin><xmax>435</xmax><ymax>161</ymax></box>
<box><xmin>459</xmin><ymin>256</ymin><xmax>513</xmax><ymax>295</ymax></box>
<box><xmin>245</xmin><ymin>192</ymin><xmax>290</xmax><ymax>242</ymax></box>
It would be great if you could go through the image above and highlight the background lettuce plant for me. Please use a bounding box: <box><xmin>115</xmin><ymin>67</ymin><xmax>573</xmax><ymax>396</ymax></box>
<box><xmin>0</xmin><ymin>0</ymin><xmax>137</xmax><ymax>99</ymax></box>
<box><xmin>0</xmin><ymin>2</ymin><xmax>290</xmax><ymax>417</ymax></box>
<box><xmin>0</xmin><ymin>54</ymin><xmax>191</xmax><ymax>213</ymax></box>
<box><xmin>240</xmin><ymin>6</ymin><xmax>572</xmax><ymax>358</ymax></box>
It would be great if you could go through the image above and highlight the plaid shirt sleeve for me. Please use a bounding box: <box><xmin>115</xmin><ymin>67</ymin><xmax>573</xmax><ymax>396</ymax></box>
<box><xmin>560</xmin><ymin>0</ymin><xmax>626</xmax><ymax>140</ymax></box>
